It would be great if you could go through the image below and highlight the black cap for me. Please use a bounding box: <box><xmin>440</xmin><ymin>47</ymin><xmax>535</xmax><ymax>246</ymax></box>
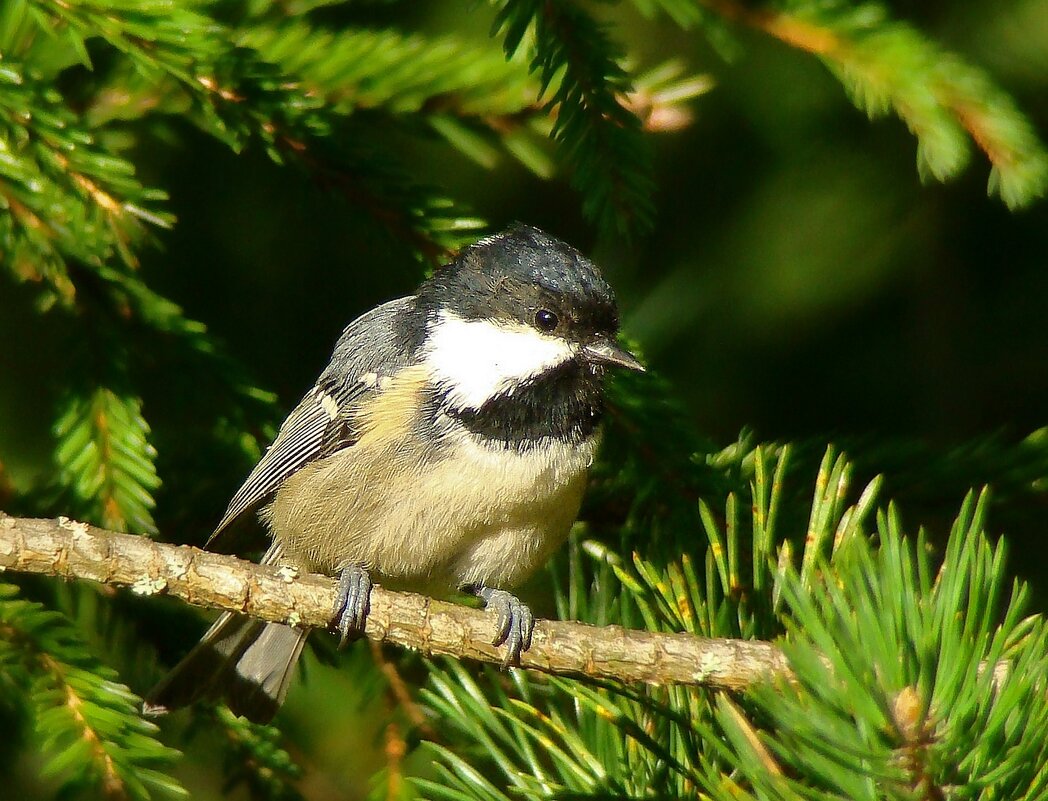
<box><xmin>419</xmin><ymin>224</ymin><xmax>620</xmax><ymax>341</ymax></box>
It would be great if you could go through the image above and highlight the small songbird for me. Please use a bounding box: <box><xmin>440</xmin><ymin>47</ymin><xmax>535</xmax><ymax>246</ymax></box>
<box><xmin>144</xmin><ymin>224</ymin><xmax>644</xmax><ymax>722</ymax></box>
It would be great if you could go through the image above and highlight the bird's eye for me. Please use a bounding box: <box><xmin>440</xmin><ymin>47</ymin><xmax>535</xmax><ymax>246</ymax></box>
<box><xmin>534</xmin><ymin>309</ymin><xmax>559</xmax><ymax>332</ymax></box>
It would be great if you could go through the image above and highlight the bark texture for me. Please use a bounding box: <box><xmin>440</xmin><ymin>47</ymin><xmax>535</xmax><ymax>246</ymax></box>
<box><xmin>0</xmin><ymin>513</ymin><xmax>791</xmax><ymax>690</ymax></box>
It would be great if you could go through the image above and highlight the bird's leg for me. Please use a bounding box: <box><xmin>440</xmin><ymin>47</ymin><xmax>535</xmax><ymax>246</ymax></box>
<box><xmin>332</xmin><ymin>565</ymin><xmax>373</xmax><ymax>646</ymax></box>
<box><xmin>463</xmin><ymin>584</ymin><xmax>535</xmax><ymax>667</ymax></box>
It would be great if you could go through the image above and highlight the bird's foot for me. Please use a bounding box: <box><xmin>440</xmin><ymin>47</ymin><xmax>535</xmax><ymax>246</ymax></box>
<box><xmin>466</xmin><ymin>585</ymin><xmax>535</xmax><ymax>667</ymax></box>
<box><xmin>332</xmin><ymin>565</ymin><xmax>372</xmax><ymax>645</ymax></box>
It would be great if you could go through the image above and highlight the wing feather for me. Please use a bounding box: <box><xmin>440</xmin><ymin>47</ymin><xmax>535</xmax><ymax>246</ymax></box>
<box><xmin>209</xmin><ymin>398</ymin><xmax>331</xmax><ymax>539</ymax></box>
<box><xmin>208</xmin><ymin>296</ymin><xmax>419</xmax><ymax>543</ymax></box>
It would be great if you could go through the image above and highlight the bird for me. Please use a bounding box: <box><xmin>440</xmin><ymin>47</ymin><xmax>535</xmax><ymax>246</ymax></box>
<box><xmin>143</xmin><ymin>224</ymin><xmax>644</xmax><ymax>723</ymax></box>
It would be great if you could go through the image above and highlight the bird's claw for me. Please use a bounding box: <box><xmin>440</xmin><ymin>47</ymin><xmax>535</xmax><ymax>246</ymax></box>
<box><xmin>332</xmin><ymin>565</ymin><xmax>372</xmax><ymax>646</ymax></box>
<box><xmin>472</xmin><ymin>586</ymin><xmax>534</xmax><ymax>667</ymax></box>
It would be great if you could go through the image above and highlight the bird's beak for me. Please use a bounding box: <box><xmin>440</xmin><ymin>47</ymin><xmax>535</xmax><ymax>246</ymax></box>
<box><xmin>582</xmin><ymin>338</ymin><xmax>646</xmax><ymax>372</ymax></box>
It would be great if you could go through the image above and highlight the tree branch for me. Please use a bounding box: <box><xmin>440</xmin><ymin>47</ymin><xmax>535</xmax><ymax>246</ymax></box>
<box><xmin>0</xmin><ymin>513</ymin><xmax>790</xmax><ymax>690</ymax></box>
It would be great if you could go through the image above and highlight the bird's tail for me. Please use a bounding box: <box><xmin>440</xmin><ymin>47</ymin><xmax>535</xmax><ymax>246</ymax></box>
<box><xmin>143</xmin><ymin>548</ymin><xmax>309</xmax><ymax>723</ymax></box>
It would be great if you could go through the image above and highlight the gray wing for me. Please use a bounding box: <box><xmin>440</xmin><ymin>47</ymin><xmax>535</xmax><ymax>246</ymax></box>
<box><xmin>208</xmin><ymin>296</ymin><xmax>419</xmax><ymax>542</ymax></box>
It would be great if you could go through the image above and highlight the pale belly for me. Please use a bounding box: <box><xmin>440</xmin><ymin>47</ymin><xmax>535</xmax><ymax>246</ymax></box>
<box><xmin>265</xmin><ymin>430</ymin><xmax>598</xmax><ymax>592</ymax></box>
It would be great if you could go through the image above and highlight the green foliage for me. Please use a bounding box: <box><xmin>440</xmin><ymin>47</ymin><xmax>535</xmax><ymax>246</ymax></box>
<box><xmin>630</xmin><ymin>0</ymin><xmax>1048</xmax><ymax>206</ymax></box>
<box><xmin>0</xmin><ymin>59</ymin><xmax>170</xmax><ymax>307</ymax></box>
<box><xmin>805</xmin><ymin>3</ymin><xmax>1048</xmax><ymax>207</ymax></box>
<box><xmin>209</xmin><ymin>707</ymin><xmax>305</xmax><ymax>801</ymax></box>
<box><xmin>715</xmin><ymin>490</ymin><xmax>1048</xmax><ymax>800</ymax></box>
<box><xmin>493</xmin><ymin>0</ymin><xmax>655</xmax><ymax>235</ymax></box>
<box><xmin>417</xmin><ymin>442</ymin><xmax>1048</xmax><ymax>801</ymax></box>
<box><xmin>1</xmin><ymin>0</ymin><xmax>1047</xmax><ymax>799</ymax></box>
<box><xmin>0</xmin><ymin>583</ymin><xmax>185</xmax><ymax>800</ymax></box>
<box><xmin>16</xmin><ymin>0</ymin><xmax>222</xmax><ymax>82</ymax></box>
<box><xmin>234</xmin><ymin>21</ymin><xmax>547</xmax><ymax>171</ymax></box>
<box><xmin>53</xmin><ymin>386</ymin><xmax>160</xmax><ymax>535</ymax></box>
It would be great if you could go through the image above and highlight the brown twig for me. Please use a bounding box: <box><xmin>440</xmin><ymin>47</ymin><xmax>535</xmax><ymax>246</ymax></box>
<box><xmin>0</xmin><ymin>460</ymin><xmax>14</xmax><ymax>509</ymax></box>
<box><xmin>891</xmin><ymin>686</ymin><xmax>947</xmax><ymax>801</ymax></box>
<box><xmin>699</xmin><ymin>0</ymin><xmax>841</xmax><ymax>56</ymax></box>
<box><xmin>0</xmin><ymin>513</ymin><xmax>791</xmax><ymax>691</ymax></box>
<box><xmin>369</xmin><ymin>639</ymin><xmax>439</xmax><ymax>740</ymax></box>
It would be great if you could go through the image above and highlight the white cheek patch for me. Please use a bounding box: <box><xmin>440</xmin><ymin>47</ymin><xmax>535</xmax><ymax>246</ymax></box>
<box><xmin>423</xmin><ymin>311</ymin><xmax>575</xmax><ymax>409</ymax></box>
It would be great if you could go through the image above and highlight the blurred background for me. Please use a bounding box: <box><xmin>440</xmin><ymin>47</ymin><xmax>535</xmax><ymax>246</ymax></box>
<box><xmin>1</xmin><ymin>0</ymin><xmax>1047</xmax><ymax>797</ymax></box>
<box><xmin>5</xmin><ymin>2</ymin><xmax>1046</xmax><ymax>459</ymax></box>
<box><xmin>4</xmin><ymin>2</ymin><xmax>1047</xmax><ymax>468</ymax></box>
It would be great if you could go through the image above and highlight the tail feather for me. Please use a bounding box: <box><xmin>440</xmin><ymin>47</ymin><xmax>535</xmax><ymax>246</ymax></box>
<box><xmin>226</xmin><ymin>618</ymin><xmax>309</xmax><ymax>720</ymax></box>
<box><xmin>144</xmin><ymin>612</ymin><xmax>308</xmax><ymax>723</ymax></box>
<box><xmin>144</xmin><ymin>544</ymin><xmax>311</xmax><ymax>723</ymax></box>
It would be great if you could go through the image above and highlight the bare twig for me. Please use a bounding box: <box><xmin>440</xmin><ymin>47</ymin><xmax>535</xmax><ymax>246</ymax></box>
<box><xmin>0</xmin><ymin>513</ymin><xmax>790</xmax><ymax>690</ymax></box>
<box><xmin>369</xmin><ymin>638</ymin><xmax>439</xmax><ymax>740</ymax></box>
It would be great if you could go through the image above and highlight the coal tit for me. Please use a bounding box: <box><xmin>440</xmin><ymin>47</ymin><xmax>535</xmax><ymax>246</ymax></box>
<box><xmin>145</xmin><ymin>224</ymin><xmax>644</xmax><ymax>722</ymax></box>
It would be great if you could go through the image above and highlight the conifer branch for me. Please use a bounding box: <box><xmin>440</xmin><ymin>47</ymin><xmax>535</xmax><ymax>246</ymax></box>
<box><xmin>0</xmin><ymin>513</ymin><xmax>790</xmax><ymax>691</ymax></box>
<box><xmin>698</xmin><ymin>0</ymin><xmax>1048</xmax><ymax>206</ymax></box>
<box><xmin>493</xmin><ymin>0</ymin><xmax>656</xmax><ymax>234</ymax></box>
<box><xmin>0</xmin><ymin>582</ymin><xmax>185</xmax><ymax>800</ymax></box>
